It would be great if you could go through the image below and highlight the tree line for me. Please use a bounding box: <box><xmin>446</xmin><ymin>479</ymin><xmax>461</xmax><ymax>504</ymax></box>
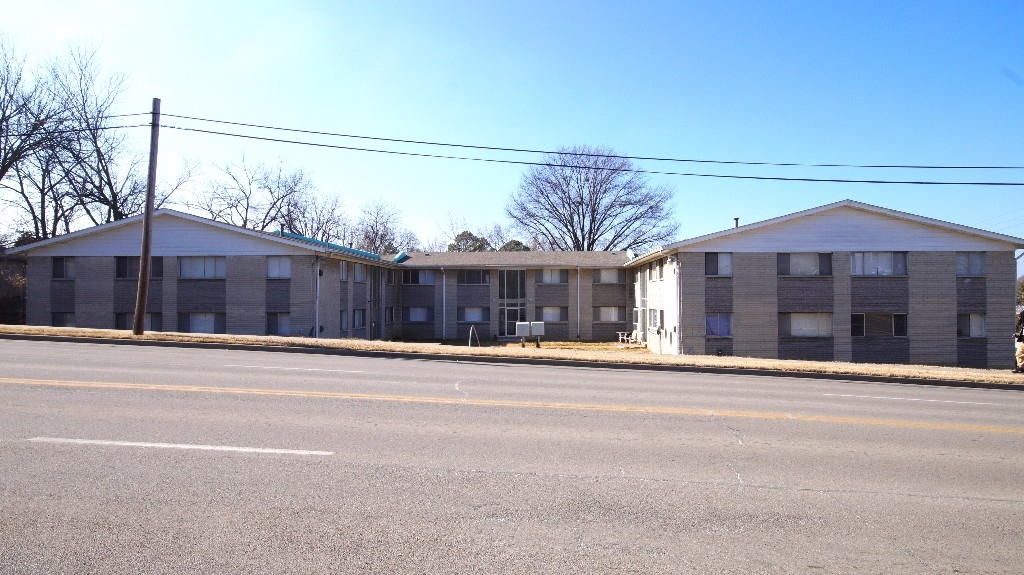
<box><xmin>1</xmin><ymin>38</ymin><xmax>679</xmax><ymax>254</ymax></box>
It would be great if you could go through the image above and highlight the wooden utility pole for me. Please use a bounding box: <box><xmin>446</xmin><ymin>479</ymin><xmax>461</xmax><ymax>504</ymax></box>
<box><xmin>132</xmin><ymin>98</ymin><xmax>161</xmax><ymax>335</ymax></box>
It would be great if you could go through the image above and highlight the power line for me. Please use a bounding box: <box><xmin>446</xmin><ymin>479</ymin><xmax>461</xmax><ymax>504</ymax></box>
<box><xmin>163</xmin><ymin>113</ymin><xmax>1024</xmax><ymax>171</ymax></box>
<box><xmin>2</xmin><ymin>124</ymin><xmax>149</xmax><ymax>138</ymax></box>
<box><xmin>162</xmin><ymin>124</ymin><xmax>1024</xmax><ymax>186</ymax></box>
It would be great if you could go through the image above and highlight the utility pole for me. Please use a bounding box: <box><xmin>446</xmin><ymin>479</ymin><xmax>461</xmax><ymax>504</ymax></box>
<box><xmin>132</xmin><ymin>98</ymin><xmax>161</xmax><ymax>335</ymax></box>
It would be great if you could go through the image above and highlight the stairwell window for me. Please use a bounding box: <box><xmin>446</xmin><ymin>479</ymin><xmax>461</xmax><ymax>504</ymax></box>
<box><xmin>705</xmin><ymin>253</ymin><xmax>732</xmax><ymax>276</ymax></box>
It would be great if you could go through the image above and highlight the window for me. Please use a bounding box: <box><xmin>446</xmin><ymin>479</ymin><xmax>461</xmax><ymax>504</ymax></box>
<box><xmin>779</xmin><ymin>313</ymin><xmax>833</xmax><ymax>337</ymax></box>
<box><xmin>538</xmin><ymin>269</ymin><xmax>568</xmax><ymax>284</ymax></box>
<box><xmin>648</xmin><ymin>308</ymin><xmax>660</xmax><ymax>328</ymax></box>
<box><xmin>458</xmin><ymin>306</ymin><xmax>489</xmax><ymax>322</ymax></box>
<box><xmin>656</xmin><ymin>259</ymin><xmax>665</xmax><ymax>280</ymax></box>
<box><xmin>402</xmin><ymin>269</ymin><xmax>435</xmax><ymax>285</ymax></box>
<box><xmin>457</xmin><ymin>270</ymin><xmax>490</xmax><ymax>284</ymax></box>
<box><xmin>851</xmin><ymin>313</ymin><xmax>907</xmax><ymax>337</ymax></box>
<box><xmin>385</xmin><ymin>307</ymin><xmax>394</xmax><ymax>324</ymax></box>
<box><xmin>340</xmin><ymin>310</ymin><xmax>349</xmax><ymax>332</ymax></box>
<box><xmin>593</xmin><ymin>306</ymin><xmax>626</xmax><ymax>322</ymax></box>
<box><xmin>957</xmin><ymin>313</ymin><xmax>986</xmax><ymax>338</ymax></box>
<box><xmin>114</xmin><ymin>312</ymin><xmax>162</xmax><ymax>331</ymax></box>
<box><xmin>385</xmin><ymin>269</ymin><xmax>394</xmax><ymax>285</ymax></box>
<box><xmin>593</xmin><ymin>269</ymin><xmax>625</xmax><ymax>284</ymax></box>
<box><xmin>52</xmin><ymin>257</ymin><xmax>74</xmax><ymax>279</ymax></box>
<box><xmin>778</xmin><ymin>253</ymin><xmax>832</xmax><ymax>276</ymax></box>
<box><xmin>353</xmin><ymin>309</ymin><xmax>366</xmax><ymax>329</ymax></box>
<box><xmin>404</xmin><ymin>307</ymin><xmax>433</xmax><ymax>323</ymax></box>
<box><xmin>339</xmin><ymin>262</ymin><xmax>349</xmax><ymax>281</ymax></box>
<box><xmin>706</xmin><ymin>313</ymin><xmax>732</xmax><ymax>336</ymax></box>
<box><xmin>115</xmin><ymin>256</ymin><xmax>163</xmax><ymax>279</ymax></box>
<box><xmin>705</xmin><ymin>253</ymin><xmax>732</xmax><ymax>276</ymax></box>
<box><xmin>956</xmin><ymin>252</ymin><xmax>985</xmax><ymax>276</ymax></box>
<box><xmin>51</xmin><ymin>312</ymin><xmax>75</xmax><ymax>327</ymax></box>
<box><xmin>179</xmin><ymin>256</ymin><xmax>225</xmax><ymax>279</ymax></box>
<box><xmin>267</xmin><ymin>256</ymin><xmax>291</xmax><ymax>278</ymax></box>
<box><xmin>353</xmin><ymin>263</ymin><xmax>367</xmax><ymax>282</ymax></box>
<box><xmin>537</xmin><ymin>306</ymin><xmax>568</xmax><ymax>322</ymax></box>
<box><xmin>266</xmin><ymin>312</ymin><xmax>291</xmax><ymax>336</ymax></box>
<box><xmin>178</xmin><ymin>312</ymin><xmax>226</xmax><ymax>334</ymax></box>
<box><xmin>851</xmin><ymin>252</ymin><xmax>907</xmax><ymax>276</ymax></box>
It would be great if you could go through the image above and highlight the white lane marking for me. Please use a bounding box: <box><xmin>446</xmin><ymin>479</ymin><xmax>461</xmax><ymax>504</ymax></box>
<box><xmin>28</xmin><ymin>437</ymin><xmax>333</xmax><ymax>456</ymax></box>
<box><xmin>224</xmin><ymin>364</ymin><xmax>362</xmax><ymax>374</ymax></box>
<box><xmin>822</xmin><ymin>394</ymin><xmax>998</xmax><ymax>406</ymax></box>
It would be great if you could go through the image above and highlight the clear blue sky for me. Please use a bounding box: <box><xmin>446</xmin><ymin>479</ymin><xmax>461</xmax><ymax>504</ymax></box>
<box><xmin>3</xmin><ymin>1</ymin><xmax>1023</xmax><ymax>271</ymax></box>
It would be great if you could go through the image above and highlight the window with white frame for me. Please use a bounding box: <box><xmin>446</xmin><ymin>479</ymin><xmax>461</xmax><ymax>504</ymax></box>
<box><xmin>648</xmin><ymin>308</ymin><xmax>660</xmax><ymax>329</ymax></box>
<box><xmin>593</xmin><ymin>268</ymin><xmax>625</xmax><ymax>284</ymax></box>
<box><xmin>778</xmin><ymin>253</ymin><xmax>832</xmax><ymax>276</ymax></box>
<box><xmin>851</xmin><ymin>252</ymin><xmax>908</xmax><ymax>276</ymax></box>
<box><xmin>402</xmin><ymin>269</ymin><xmax>435</xmax><ymax>284</ymax></box>
<box><xmin>538</xmin><ymin>269</ymin><xmax>568</xmax><ymax>284</ymax></box>
<box><xmin>706</xmin><ymin>313</ymin><xmax>732</xmax><ymax>336</ymax></box>
<box><xmin>705</xmin><ymin>253</ymin><xmax>732</xmax><ymax>276</ymax></box>
<box><xmin>956</xmin><ymin>252</ymin><xmax>985</xmax><ymax>276</ymax></box>
<box><xmin>957</xmin><ymin>313</ymin><xmax>986</xmax><ymax>338</ymax></box>
<box><xmin>458</xmin><ymin>306</ymin><xmax>489</xmax><ymax>322</ymax></box>
<box><xmin>179</xmin><ymin>256</ymin><xmax>226</xmax><ymax>279</ymax></box>
<box><xmin>851</xmin><ymin>313</ymin><xmax>907</xmax><ymax>337</ymax></box>
<box><xmin>537</xmin><ymin>306</ymin><xmax>568</xmax><ymax>322</ymax></box>
<box><xmin>266</xmin><ymin>312</ymin><xmax>291</xmax><ymax>336</ymax></box>
<box><xmin>779</xmin><ymin>313</ymin><xmax>833</xmax><ymax>337</ymax></box>
<box><xmin>353</xmin><ymin>263</ymin><xmax>367</xmax><ymax>282</ymax></box>
<box><xmin>457</xmin><ymin>270</ymin><xmax>490</xmax><ymax>284</ymax></box>
<box><xmin>52</xmin><ymin>257</ymin><xmax>75</xmax><ymax>279</ymax></box>
<box><xmin>266</xmin><ymin>256</ymin><xmax>291</xmax><ymax>278</ymax></box>
<box><xmin>404</xmin><ymin>306</ymin><xmax>433</xmax><ymax>323</ymax></box>
<box><xmin>593</xmin><ymin>306</ymin><xmax>626</xmax><ymax>322</ymax></box>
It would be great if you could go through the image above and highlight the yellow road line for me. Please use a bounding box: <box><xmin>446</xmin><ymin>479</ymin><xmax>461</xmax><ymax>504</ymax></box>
<box><xmin>2</xmin><ymin>376</ymin><xmax>1022</xmax><ymax>435</ymax></box>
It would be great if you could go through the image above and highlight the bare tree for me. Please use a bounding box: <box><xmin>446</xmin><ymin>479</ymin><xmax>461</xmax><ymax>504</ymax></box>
<box><xmin>186</xmin><ymin>155</ymin><xmax>311</xmax><ymax>232</ymax></box>
<box><xmin>0</xmin><ymin>143</ymin><xmax>78</xmax><ymax>240</ymax></box>
<box><xmin>281</xmin><ymin>192</ymin><xmax>352</xmax><ymax>245</ymax></box>
<box><xmin>353</xmin><ymin>201</ymin><xmax>419</xmax><ymax>254</ymax></box>
<box><xmin>506</xmin><ymin>145</ymin><xmax>679</xmax><ymax>252</ymax></box>
<box><xmin>0</xmin><ymin>38</ymin><xmax>64</xmax><ymax>184</ymax></box>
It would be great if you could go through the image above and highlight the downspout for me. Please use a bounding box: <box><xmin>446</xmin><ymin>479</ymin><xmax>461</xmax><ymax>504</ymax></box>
<box><xmin>675</xmin><ymin>256</ymin><xmax>683</xmax><ymax>355</ymax></box>
<box><xmin>576</xmin><ymin>266</ymin><xmax>581</xmax><ymax>339</ymax></box>
<box><xmin>314</xmin><ymin>257</ymin><xmax>321</xmax><ymax>339</ymax></box>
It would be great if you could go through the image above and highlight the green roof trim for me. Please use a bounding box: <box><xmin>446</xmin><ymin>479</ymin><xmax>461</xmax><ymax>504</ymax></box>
<box><xmin>273</xmin><ymin>231</ymin><xmax>381</xmax><ymax>261</ymax></box>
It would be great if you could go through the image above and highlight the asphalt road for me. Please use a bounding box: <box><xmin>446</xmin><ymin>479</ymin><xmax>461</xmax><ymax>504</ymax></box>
<box><xmin>1</xmin><ymin>339</ymin><xmax>1022</xmax><ymax>574</ymax></box>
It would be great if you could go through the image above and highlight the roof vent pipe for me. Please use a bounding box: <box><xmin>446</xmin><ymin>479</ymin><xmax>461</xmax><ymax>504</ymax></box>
<box><xmin>734</xmin><ymin>218</ymin><xmax>739</xmax><ymax>228</ymax></box>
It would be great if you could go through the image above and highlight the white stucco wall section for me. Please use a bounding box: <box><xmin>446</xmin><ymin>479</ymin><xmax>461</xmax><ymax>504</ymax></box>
<box><xmin>19</xmin><ymin>213</ymin><xmax>316</xmax><ymax>257</ymax></box>
<box><xmin>670</xmin><ymin>206</ymin><xmax>1019</xmax><ymax>254</ymax></box>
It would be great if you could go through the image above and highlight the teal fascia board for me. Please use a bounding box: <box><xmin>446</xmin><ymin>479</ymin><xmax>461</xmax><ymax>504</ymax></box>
<box><xmin>274</xmin><ymin>231</ymin><xmax>381</xmax><ymax>261</ymax></box>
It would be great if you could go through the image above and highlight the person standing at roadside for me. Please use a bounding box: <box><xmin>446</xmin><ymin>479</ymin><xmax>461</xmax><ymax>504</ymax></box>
<box><xmin>1014</xmin><ymin>310</ymin><xmax>1024</xmax><ymax>373</ymax></box>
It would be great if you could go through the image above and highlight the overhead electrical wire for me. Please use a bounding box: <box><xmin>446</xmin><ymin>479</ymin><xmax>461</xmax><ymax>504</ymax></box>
<box><xmin>3</xmin><ymin>124</ymin><xmax>150</xmax><ymax>138</ymax></box>
<box><xmin>162</xmin><ymin>124</ymin><xmax>1024</xmax><ymax>186</ymax></box>
<box><xmin>162</xmin><ymin>113</ymin><xmax>1024</xmax><ymax>171</ymax></box>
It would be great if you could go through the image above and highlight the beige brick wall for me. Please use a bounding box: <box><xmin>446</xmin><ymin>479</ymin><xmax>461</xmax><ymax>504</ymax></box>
<box><xmin>74</xmin><ymin>256</ymin><xmax>114</xmax><ymax>328</ymax></box>
<box><xmin>733</xmin><ymin>252</ymin><xmax>778</xmax><ymax>359</ymax></box>
<box><xmin>908</xmin><ymin>252</ymin><xmax>957</xmax><ymax>366</ymax></box>
<box><xmin>678</xmin><ymin>253</ymin><xmax>706</xmax><ymax>355</ymax></box>
<box><xmin>226</xmin><ymin>256</ymin><xmax>266</xmax><ymax>335</ymax></box>
<box><xmin>26</xmin><ymin>257</ymin><xmax>51</xmax><ymax>326</ymax></box>
<box><xmin>986</xmin><ymin>251</ymin><xmax>1017</xmax><ymax>369</ymax></box>
<box><xmin>290</xmin><ymin>256</ymin><xmax>316</xmax><ymax>338</ymax></box>
<box><xmin>443</xmin><ymin>269</ymin><xmax>458</xmax><ymax>340</ymax></box>
<box><xmin>832</xmin><ymin>252</ymin><xmax>852</xmax><ymax>362</ymax></box>
<box><xmin>578</xmin><ymin>268</ymin><xmax>593</xmax><ymax>340</ymax></box>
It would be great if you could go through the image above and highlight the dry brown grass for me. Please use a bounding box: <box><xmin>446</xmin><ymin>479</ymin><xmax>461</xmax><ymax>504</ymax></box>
<box><xmin>1</xmin><ymin>324</ymin><xmax>1021</xmax><ymax>386</ymax></box>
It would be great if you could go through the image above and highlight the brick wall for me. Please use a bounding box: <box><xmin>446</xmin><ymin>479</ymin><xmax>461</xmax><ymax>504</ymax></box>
<box><xmin>161</xmin><ymin>257</ymin><xmax>178</xmax><ymax>331</ymax></box>
<box><xmin>318</xmin><ymin>259</ymin><xmax>341</xmax><ymax>338</ymax></box>
<box><xmin>26</xmin><ymin>257</ymin><xmax>51</xmax><ymax>325</ymax></box>
<box><xmin>985</xmin><ymin>250</ymin><xmax>1017</xmax><ymax>369</ymax></box>
<box><xmin>908</xmin><ymin>252</ymin><xmax>957</xmax><ymax>366</ymax></box>
<box><xmin>75</xmin><ymin>256</ymin><xmax>114</xmax><ymax>328</ymax></box>
<box><xmin>679</xmin><ymin>253</ymin><xmax>705</xmax><ymax>355</ymax></box>
<box><xmin>956</xmin><ymin>277</ymin><xmax>987</xmax><ymax>313</ymax></box>
<box><xmin>226</xmin><ymin>256</ymin><xmax>265</xmax><ymax>335</ymax></box>
<box><xmin>778</xmin><ymin>277</ymin><xmax>833</xmax><ymax>313</ymax></box>
<box><xmin>290</xmin><ymin>256</ymin><xmax>316</xmax><ymax>338</ymax></box>
<box><xmin>853</xmin><ymin>338</ymin><xmax>910</xmax><ymax>364</ymax></box>
<box><xmin>832</xmin><ymin>252</ymin><xmax>852</xmax><ymax>362</ymax></box>
<box><xmin>578</xmin><ymin>269</ymin><xmax>593</xmax><ymax>340</ymax></box>
<box><xmin>733</xmin><ymin>253</ymin><xmax>778</xmax><ymax>359</ymax></box>
<box><xmin>851</xmin><ymin>277</ymin><xmax>909</xmax><ymax>312</ymax></box>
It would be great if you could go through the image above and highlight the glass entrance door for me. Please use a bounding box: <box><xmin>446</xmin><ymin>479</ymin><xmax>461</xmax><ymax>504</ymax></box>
<box><xmin>498</xmin><ymin>270</ymin><xmax>526</xmax><ymax>337</ymax></box>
